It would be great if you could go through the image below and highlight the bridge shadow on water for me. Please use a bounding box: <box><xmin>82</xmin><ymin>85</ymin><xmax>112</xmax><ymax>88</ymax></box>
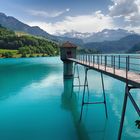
<box><xmin>61</xmin><ymin>78</ymin><xmax>107</xmax><ymax>140</ymax></box>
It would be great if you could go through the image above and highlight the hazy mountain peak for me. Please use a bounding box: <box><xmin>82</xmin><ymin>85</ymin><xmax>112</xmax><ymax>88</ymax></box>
<box><xmin>0</xmin><ymin>12</ymin><xmax>6</xmax><ymax>17</ymax></box>
<box><xmin>59</xmin><ymin>28</ymin><xmax>136</xmax><ymax>43</ymax></box>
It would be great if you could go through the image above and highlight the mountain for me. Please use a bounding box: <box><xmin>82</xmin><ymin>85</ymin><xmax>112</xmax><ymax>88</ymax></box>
<box><xmin>59</xmin><ymin>29</ymin><xmax>135</xmax><ymax>43</ymax></box>
<box><xmin>0</xmin><ymin>13</ymin><xmax>55</xmax><ymax>40</ymax></box>
<box><xmin>57</xmin><ymin>30</ymin><xmax>93</xmax><ymax>39</ymax></box>
<box><xmin>0</xmin><ymin>12</ymin><xmax>83</xmax><ymax>45</ymax></box>
<box><xmin>85</xmin><ymin>29</ymin><xmax>135</xmax><ymax>43</ymax></box>
<box><xmin>128</xmin><ymin>42</ymin><xmax>140</xmax><ymax>53</ymax></box>
<box><xmin>84</xmin><ymin>34</ymin><xmax>140</xmax><ymax>53</ymax></box>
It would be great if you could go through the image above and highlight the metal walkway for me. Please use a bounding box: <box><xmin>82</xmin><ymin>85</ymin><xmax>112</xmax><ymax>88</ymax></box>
<box><xmin>68</xmin><ymin>54</ymin><xmax>140</xmax><ymax>140</ymax></box>
<box><xmin>68</xmin><ymin>55</ymin><xmax>140</xmax><ymax>88</ymax></box>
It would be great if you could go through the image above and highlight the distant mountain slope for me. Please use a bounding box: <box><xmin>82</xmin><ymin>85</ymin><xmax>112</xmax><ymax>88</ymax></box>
<box><xmin>0</xmin><ymin>12</ymin><xmax>83</xmax><ymax>45</ymax></box>
<box><xmin>84</xmin><ymin>29</ymin><xmax>135</xmax><ymax>43</ymax></box>
<box><xmin>128</xmin><ymin>42</ymin><xmax>140</xmax><ymax>53</ymax></box>
<box><xmin>0</xmin><ymin>13</ymin><xmax>55</xmax><ymax>39</ymax></box>
<box><xmin>59</xmin><ymin>29</ymin><xmax>135</xmax><ymax>43</ymax></box>
<box><xmin>84</xmin><ymin>34</ymin><xmax>140</xmax><ymax>53</ymax></box>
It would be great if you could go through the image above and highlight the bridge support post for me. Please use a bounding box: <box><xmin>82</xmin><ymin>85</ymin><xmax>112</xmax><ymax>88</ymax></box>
<box><xmin>80</xmin><ymin>69</ymin><xmax>108</xmax><ymax>121</ymax></box>
<box><xmin>60</xmin><ymin>42</ymin><xmax>77</xmax><ymax>79</ymax></box>
<box><xmin>80</xmin><ymin>67</ymin><xmax>89</xmax><ymax>121</ymax></box>
<box><xmin>118</xmin><ymin>84</ymin><xmax>140</xmax><ymax>140</ymax></box>
<box><xmin>118</xmin><ymin>84</ymin><xmax>128</xmax><ymax>140</ymax></box>
<box><xmin>101</xmin><ymin>72</ymin><xmax>108</xmax><ymax>119</ymax></box>
<box><xmin>73</xmin><ymin>63</ymin><xmax>81</xmax><ymax>88</ymax></box>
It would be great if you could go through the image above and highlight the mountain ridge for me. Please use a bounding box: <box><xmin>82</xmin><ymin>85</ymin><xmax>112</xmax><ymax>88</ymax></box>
<box><xmin>84</xmin><ymin>34</ymin><xmax>140</xmax><ymax>53</ymax></box>
<box><xmin>0</xmin><ymin>12</ymin><xmax>83</xmax><ymax>45</ymax></box>
<box><xmin>59</xmin><ymin>29</ymin><xmax>136</xmax><ymax>43</ymax></box>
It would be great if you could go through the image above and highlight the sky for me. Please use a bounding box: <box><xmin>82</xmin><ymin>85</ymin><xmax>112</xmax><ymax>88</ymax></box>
<box><xmin>0</xmin><ymin>0</ymin><xmax>140</xmax><ymax>34</ymax></box>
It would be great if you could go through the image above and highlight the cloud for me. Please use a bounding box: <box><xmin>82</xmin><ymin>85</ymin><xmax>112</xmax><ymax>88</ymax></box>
<box><xmin>109</xmin><ymin>0</ymin><xmax>140</xmax><ymax>26</ymax></box>
<box><xmin>66</xmin><ymin>8</ymin><xmax>70</xmax><ymax>12</ymax></box>
<box><xmin>125</xmin><ymin>25</ymin><xmax>140</xmax><ymax>33</ymax></box>
<box><xmin>28</xmin><ymin>8</ymin><xmax>70</xmax><ymax>18</ymax></box>
<box><xmin>109</xmin><ymin>0</ymin><xmax>138</xmax><ymax>17</ymax></box>
<box><xmin>27</xmin><ymin>11</ymin><xmax>115</xmax><ymax>34</ymax></box>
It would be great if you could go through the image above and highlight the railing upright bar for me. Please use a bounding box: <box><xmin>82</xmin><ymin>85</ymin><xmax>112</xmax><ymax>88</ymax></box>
<box><xmin>128</xmin><ymin>56</ymin><xmax>130</xmax><ymax>71</ymax></box>
<box><xmin>112</xmin><ymin>55</ymin><xmax>113</xmax><ymax>67</ymax></box>
<box><xmin>98</xmin><ymin>55</ymin><xmax>99</xmax><ymax>69</ymax></box>
<box><xmin>89</xmin><ymin>54</ymin><xmax>90</xmax><ymax>66</ymax></box>
<box><xmin>119</xmin><ymin>55</ymin><xmax>120</xmax><ymax>69</ymax></box>
<box><xmin>101</xmin><ymin>55</ymin><xmax>102</xmax><ymax>65</ymax></box>
<box><xmin>114</xmin><ymin>56</ymin><xmax>115</xmax><ymax>74</ymax></box>
<box><xmin>93</xmin><ymin>55</ymin><xmax>95</xmax><ymax>67</ymax></box>
<box><xmin>105</xmin><ymin>56</ymin><xmax>107</xmax><ymax>71</ymax></box>
<box><xmin>126</xmin><ymin>56</ymin><xmax>128</xmax><ymax>79</ymax></box>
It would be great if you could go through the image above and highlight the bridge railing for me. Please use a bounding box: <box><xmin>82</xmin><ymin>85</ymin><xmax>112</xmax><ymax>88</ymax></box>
<box><xmin>76</xmin><ymin>54</ymin><xmax>140</xmax><ymax>79</ymax></box>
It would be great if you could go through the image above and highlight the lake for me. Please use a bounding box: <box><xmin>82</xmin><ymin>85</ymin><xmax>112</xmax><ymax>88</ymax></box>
<box><xmin>0</xmin><ymin>57</ymin><xmax>139</xmax><ymax>140</ymax></box>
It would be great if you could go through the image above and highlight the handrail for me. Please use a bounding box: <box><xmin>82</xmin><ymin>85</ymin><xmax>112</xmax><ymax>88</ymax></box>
<box><xmin>76</xmin><ymin>54</ymin><xmax>140</xmax><ymax>79</ymax></box>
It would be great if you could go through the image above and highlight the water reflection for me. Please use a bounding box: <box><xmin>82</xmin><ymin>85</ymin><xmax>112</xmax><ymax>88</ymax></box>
<box><xmin>0</xmin><ymin>57</ymin><xmax>62</xmax><ymax>100</ymax></box>
<box><xmin>61</xmin><ymin>78</ymin><xmax>90</xmax><ymax>140</ymax></box>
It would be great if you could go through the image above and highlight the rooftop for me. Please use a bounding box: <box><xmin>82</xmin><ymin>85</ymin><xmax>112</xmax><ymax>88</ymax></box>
<box><xmin>61</xmin><ymin>41</ymin><xmax>77</xmax><ymax>48</ymax></box>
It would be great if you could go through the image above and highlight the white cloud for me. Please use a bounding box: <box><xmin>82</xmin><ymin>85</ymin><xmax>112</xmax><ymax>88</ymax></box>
<box><xmin>109</xmin><ymin>0</ymin><xmax>140</xmax><ymax>26</ymax></box>
<box><xmin>28</xmin><ymin>8</ymin><xmax>70</xmax><ymax>18</ymax></box>
<box><xmin>125</xmin><ymin>25</ymin><xmax>140</xmax><ymax>33</ymax></box>
<box><xmin>109</xmin><ymin>0</ymin><xmax>138</xmax><ymax>17</ymax></box>
<box><xmin>27</xmin><ymin>11</ymin><xmax>115</xmax><ymax>34</ymax></box>
<box><xmin>66</xmin><ymin>8</ymin><xmax>70</xmax><ymax>12</ymax></box>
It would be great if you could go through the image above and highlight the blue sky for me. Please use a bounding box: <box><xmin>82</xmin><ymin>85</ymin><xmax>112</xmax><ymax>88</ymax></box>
<box><xmin>0</xmin><ymin>0</ymin><xmax>140</xmax><ymax>34</ymax></box>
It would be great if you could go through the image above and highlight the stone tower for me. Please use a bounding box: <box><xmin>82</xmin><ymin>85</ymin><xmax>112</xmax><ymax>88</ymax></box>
<box><xmin>60</xmin><ymin>41</ymin><xmax>77</xmax><ymax>78</ymax></box>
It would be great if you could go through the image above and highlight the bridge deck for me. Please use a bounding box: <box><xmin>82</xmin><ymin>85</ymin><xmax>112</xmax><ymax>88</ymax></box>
<box><xmin>68</xmin><ymin>58</ymin><xmax>140</xmax><ymax>88</ymax></box>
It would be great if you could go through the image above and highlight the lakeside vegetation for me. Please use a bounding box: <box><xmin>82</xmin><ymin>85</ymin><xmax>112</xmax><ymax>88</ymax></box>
<box><xmin>0</xmin><ymin>25</ymin><xmax>59</xmax><ymax>58</ymax></box>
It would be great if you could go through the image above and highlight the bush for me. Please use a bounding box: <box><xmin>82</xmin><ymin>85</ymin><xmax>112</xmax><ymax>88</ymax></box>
<box><xmin>29</xmin><ymin>54</ymin><xmax>34</xmax><ymax>57</ymax></box>
<box><xmin>36</xmin><ymin>54</ymin><xmax>40</xmax><ymax>57</ymax></box>
<box><xmin>3</xmin><ymin>52</ymin><xmax>13</xmax><ymax>58</ymax></box>
<box><xmin>21</xmin><ymin>52</ymin><xmax>27</xmax><ymax>58</ymax></box>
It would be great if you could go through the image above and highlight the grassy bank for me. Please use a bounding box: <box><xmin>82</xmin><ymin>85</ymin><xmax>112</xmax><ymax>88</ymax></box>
<box><xmin>0</xmin><ymin>49</ymin><xmax>53</xmax><ymax>58</ymax></box>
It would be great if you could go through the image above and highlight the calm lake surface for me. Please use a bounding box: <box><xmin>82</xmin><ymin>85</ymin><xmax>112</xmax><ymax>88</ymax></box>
<box><xmin>0</xmin><ymin>57</ymin><xmax>139</xmax><ymax>140</ymax></box>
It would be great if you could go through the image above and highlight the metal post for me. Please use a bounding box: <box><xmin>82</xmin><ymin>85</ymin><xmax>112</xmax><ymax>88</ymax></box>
<box><xmin>84</xmin><ymin>54</ymin><xmax>85</xmax><ymax>63</ymax></box>
<box><xmin>89</xmin><ymin>55</ymin><xmax>90</xmax><ymax>66</ymax></box>
<box><xmin>112</xmin><ymin>55</ymin><xmax>113</xmax><ymax>67</ymax></box>
<box><xmin>101</xmin><ymin>72</ymin><xmax>108</xmax><ymax>119</ymax></box>
<box><xmin>105</xmin><ymin>56</ymin><xmax>107</xmax><ymax>71</ymax></box>
<box><xmin>128</xmin><ymin>56</ymin><xmax>130</xmax><ymax>71</ymax></box>
<box><xmin>93</xmin><ymin>55</ymin><xmax>94</xmax><ymax>66</ymax></box>
<box><xmin>114</xmin><ymin>56</ymin><xmax>115</xmax><ymax>74</ymax></box>
<box><xmin>80</xmin><ymin>68</ymin><xmax>88</xmax><ymax>121</ymax></box>
<box><xmin>126</xmin><ymin>57</ymin><xmax>128</xmax><ymax>79</ymax></box>
<box><xmin>98</xmin><ymin>55</ymin><xmax>99</xmax><ymax>69</ymax></box>
<box><xmin>118</xmin><ymin>84</ymin><xmax>129</xmax><ymax>140</ymax></box>
<box><xmin>119</xmin><ymin>55</ymin><xmax>120</xmax><ymax>69</ymax></box>
<box><xmin>101</xmin><ymin>55</ymin><xmax>102</xmax><ymax>65</ymax></box>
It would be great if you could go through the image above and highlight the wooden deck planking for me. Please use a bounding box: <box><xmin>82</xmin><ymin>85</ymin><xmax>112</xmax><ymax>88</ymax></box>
<box><xmin>68</xmin><ymin>58</ymin><xmax>140</xmax><ymax>88</ymax></box>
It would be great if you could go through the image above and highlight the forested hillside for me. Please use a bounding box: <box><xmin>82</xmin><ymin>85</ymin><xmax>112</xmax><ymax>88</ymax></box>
<box><xmin>0</xmin><ymin>25</ymin><xmax>59</xmax><ymax>57</ymax></box>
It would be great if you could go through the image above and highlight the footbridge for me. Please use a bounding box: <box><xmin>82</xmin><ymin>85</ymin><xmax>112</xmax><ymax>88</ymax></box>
<box><xmin>60</xmin><ymin>42</ymin><xmax>140</xmax><ymax>140</ymax></box>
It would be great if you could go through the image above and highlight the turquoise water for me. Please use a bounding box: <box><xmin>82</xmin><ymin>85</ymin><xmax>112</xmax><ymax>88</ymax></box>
<box><xmin>0</xmin><ymin>57</ymin><xmax>139</xmax><ymax>140</ymax></box>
